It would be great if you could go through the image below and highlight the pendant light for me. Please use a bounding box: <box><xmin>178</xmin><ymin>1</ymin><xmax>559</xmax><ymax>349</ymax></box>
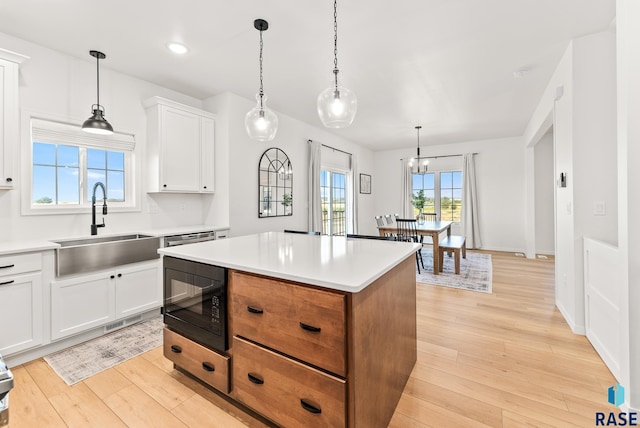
<box><xmin>245</xmin><ymin>19</ymin><xmax>278</xmax><ymax>141</ymax></box>
<box><xmin>82</xmin><ymin>50</ymin><xmax>114</xmax><ymax>135</ymax></box>
<box><xmin>317</xmin><ymin>0</ymin><xmax>357</xmax><ymax>128</ymax></box>
<box><xmin>409</xmin><ymin>126</ymin><xmax>429</xmax><ymax>174</ymax></box>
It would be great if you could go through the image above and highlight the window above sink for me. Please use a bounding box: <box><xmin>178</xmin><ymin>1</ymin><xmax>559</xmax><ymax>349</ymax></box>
<box><xmin>20</xmin><ymin>114</ymin><xmax>139</xmax><ymax>216</ymax></box>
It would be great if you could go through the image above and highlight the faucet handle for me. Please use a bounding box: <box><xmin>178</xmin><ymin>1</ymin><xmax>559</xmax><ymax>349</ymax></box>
<box><xmin>98</xmin><ymin>218</ymin><xmax>106</xmax><ymax>228</ymax></box>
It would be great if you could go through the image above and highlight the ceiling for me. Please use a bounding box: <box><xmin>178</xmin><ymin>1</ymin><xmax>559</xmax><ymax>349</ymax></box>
<box><xmin>0</xmin><ymin>0</ymin><xmax>615</xmax><ymax>151</ymax></box>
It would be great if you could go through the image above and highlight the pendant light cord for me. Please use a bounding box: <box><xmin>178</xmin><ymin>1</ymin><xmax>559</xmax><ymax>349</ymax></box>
<box><xmin>259</xmin><ymin>27</ymin><xmax>264</xmax><ymax>109</ymax></box>
<box><xmin>96</xmin><ymin>54</ymin><xmax>100</xmax><ymax>108</ymax></box>
<box><xmin>333</xmin><ymin>0</ymin><xmax>339</xmax><ymax>89</ymax></box>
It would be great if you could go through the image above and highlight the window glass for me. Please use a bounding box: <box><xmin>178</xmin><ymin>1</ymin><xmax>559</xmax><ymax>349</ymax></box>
<box><xmin>32</xmin><ymin>142</ymin><xmax>128</xmax><ymax>207</ymax></box>
<box><xmin>411</xmin><ymin>172</ymin><xmax>436</xmax><ymax>217</ymax></box>
<box><xmin>411</xmin><ymin>170</ymin><xmax>462</xmax><ymax>222</ymax></box>
<box><xmin>440</xmin><ymin>171</ymin><xmax>463</xmax><ymax>222</ymax></box>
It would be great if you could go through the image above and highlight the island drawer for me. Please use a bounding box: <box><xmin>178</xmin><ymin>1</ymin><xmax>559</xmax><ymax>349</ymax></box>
<box><xmin>230</xmin><ymin>271</ymin><xmax>346</xmax><ymax>376</ymax></box>
<box><xmin>232</xmin><ymin>337</ymin><xmax>346</xmax><ymax>428</ymax></box>
<box><xmin>163</xmin><ymin>328</ymin><xmax>230</xmax><ymax>393</ymax></box>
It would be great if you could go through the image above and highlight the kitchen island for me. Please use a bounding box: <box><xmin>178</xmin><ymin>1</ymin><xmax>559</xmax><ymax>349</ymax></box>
<box><xmin>159</xmin><ymin>232</ymin><xmax>420</xmax><ymax>428</ymax></box>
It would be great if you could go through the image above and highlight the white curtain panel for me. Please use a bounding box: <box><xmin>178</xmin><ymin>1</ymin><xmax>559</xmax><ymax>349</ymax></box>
<box><xmin>462</xmin><ymin>153</ymin><xmax>482</xmax><ymax>248</ymax></box>
<box><xmin>347</xmin><ymin>154</ymin><xmax>358</xmax><ymax>234</ymax></box>
<box><xmin>308</xmin><ymin>140</ymin><xmax>323</xmax><ymax>233</ymax></box>
<box><xmin>400</xmin><ymin>159</ymin><xmax>414</xmax><ymax>219</ymax></box>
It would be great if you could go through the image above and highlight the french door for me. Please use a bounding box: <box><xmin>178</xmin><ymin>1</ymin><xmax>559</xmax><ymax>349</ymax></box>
<box><xmin>320</xmin><ymin>170</ymin><xmax>347</xmax><ymax>235</ymax></box>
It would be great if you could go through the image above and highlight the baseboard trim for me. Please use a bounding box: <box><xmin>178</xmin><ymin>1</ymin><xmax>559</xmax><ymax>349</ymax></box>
<box><xmin>556</xmin><ymin>300</ymin><xmax>586</xmax><ymax>335</ymax></box>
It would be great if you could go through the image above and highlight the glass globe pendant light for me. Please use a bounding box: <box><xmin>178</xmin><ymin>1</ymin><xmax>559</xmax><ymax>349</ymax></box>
<box><xmin>317</xmin><ymin>0</ymin><xmax>357</xmax><ymax>128</ymax></box>
<box><xmin>82</xmin><ymin>50</ymin><xmax>114</xmax><ymax>135</ymax></box>
<box><xmin>245</xmin><ymin>19</ymin><xmax>278</xmax><ymax>141</ymax></box>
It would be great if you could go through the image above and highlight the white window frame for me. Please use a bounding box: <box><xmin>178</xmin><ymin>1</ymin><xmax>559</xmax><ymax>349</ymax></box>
<box><xmin>21</xmin><ymin>112</ymin><xmax>139</xmax><ymax>216</ymax></box>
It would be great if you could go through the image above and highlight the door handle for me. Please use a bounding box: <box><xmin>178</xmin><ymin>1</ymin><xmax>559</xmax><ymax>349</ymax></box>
<box><xmin>247</xmin><ymin>306</ymin><xmax>264</xmax><ymax>314</ymax></box>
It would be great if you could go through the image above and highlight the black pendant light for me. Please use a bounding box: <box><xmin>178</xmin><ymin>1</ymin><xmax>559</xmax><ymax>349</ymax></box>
<box><xmin>410</xmin><ymin>126</ymin><xmax>429</xmax><ymax>174</ymax></box>
<box><xmin>82</xmin><ymin>50</ymin><xmax>114</xmax><ymax>135</ymax></box>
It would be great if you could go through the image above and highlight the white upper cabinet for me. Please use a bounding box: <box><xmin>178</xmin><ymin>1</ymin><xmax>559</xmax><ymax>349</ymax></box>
<box><xmin>144</xmin><ymin>97</ymin><xmax>215</xmax><ymax>193</ymax></box>
<box><xmin>0</xmin><ymin>49</ymin><xmax>28</xmax><ymax>190</ymax></box>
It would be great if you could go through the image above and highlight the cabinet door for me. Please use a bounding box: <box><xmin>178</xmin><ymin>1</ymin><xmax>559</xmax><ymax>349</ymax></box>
<box><xmin>0</xmin><ymin>58</ymin><xmax>20</xmax><ymax>189</ymax></box>
<box><xmin>160</xmin><ymin>106</ymin><xmax>200</xmax><ymax>191</ymax></box>
<box><xmin>200</xmin><ymin>117</ymin><xmax>215</xmax><ymax>193</ymax></box>
<box><xmin>115</xmin><ymin>261</ymin><xmax>161</xmax><ymax>318</ymax></box>
<box><xmin>51</xmin><ymin>272</ymin><xmax>115</xmax><ymax>340</ymax></box>
<box><xmin>0</xmin><ymin>272</ymin><xmax>42</xmax><ymax>355</ymax></box>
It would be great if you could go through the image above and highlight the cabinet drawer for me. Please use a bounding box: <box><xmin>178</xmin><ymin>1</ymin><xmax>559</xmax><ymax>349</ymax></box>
<box><xmin>163</xmin><ymin>328</ymin><xmax>229</xmax><ymax>393</ymax></box>
<box><xmin>0</xmin><ymin>253</ymin><xmax>41</xmax><ymax>277</ymax></box>
<box><xmin>230</xmin><ymin>271</ymin><xmax>346</xmax><ymax>376</ymax></box>
<box><xmin>233</xmin><ymin>337</ymin><xmax>346</xmax><ymax>428</ymax></box>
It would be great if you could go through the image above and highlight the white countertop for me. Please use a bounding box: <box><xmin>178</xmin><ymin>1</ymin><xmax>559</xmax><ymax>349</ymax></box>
<box><xmin>158</xmin><ymin>231</ymin><xmax>421</xmax><ymax>293</ymax></box>
<box><xmin>0</xmin><ymin>240</ymin><xmax>59</xmax><ymax>256</ymax></box>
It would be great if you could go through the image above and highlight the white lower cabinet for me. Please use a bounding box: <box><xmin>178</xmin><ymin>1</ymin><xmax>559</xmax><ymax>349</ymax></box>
<box><xmin>51</xmin><ymin>261</ymin><xmax>160</xmax><ymax>340</ymax></box>
<box><xmin>115</xmin><ymin>262</ymin><xmax>161</xmax><ymax>318</ymax></box>
<box><xmin>0</xmin><ymin>272</ymin><xmax>43</xmax><ymax>355</ymax></box>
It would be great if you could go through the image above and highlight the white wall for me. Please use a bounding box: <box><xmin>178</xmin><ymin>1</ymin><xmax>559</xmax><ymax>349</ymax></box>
<box><xmin>524</xmin><ymin>29</ymin><xmax>617</xmax><ymax>335</ymax></box>
<box><xmin>617</xmin><ymin>0</ymin><xmax>639</xmax><ymax>410</ymax></box>
<box><xmin>0</xmin><ymin>32</ymin><xmax>212</xmax><ymax>241</ymax></box>
<box><xmin>534</xmin><ymin>132</ymin><xmax>555</xmax><ymax>255</ymax></box>
<box><xmin>202</xmin><ymin>92</ymin><xmax>374</xmax><ymax>237</ymax></box>
<box><xmin>372</xmin><ymin>137</ymin><xmax>526</xmax><ymax>252</ymax></box>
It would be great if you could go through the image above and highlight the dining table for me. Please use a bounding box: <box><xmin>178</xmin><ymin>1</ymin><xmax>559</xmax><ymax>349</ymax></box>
<box><xmin>378</xmin><ymin>220</ymin><xmax>453</xmax><ymax>274</ymax></box>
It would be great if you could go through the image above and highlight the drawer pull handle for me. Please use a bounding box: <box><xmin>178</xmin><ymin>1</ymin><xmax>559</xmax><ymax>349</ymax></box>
<box><xmin>247</xmin><ymin>306</ymin><xmax>264</xmax><ymax>314</ymax></box>
<box><xmin>300</xmin><ymin>322</ymin><xmax>321</xmax><ymax>333</ymax></box>
<box><xmin>202</xmin><ymin>362</ymin><xmax>215</xmax><ymax>372</ymax></box>
<box><xmin>300</xmin><ymin>399</ymin><xmax>322</xmax><ymax>414</ymax></box>
<box><xmin>0</xmin><ymin>264</ymin><xmax>15</xmax><ymax>269</ymax></box>
<box><xmin>247</xmin><ymin>373</ymin><xmax>264</xmax><ymax>385</ymax></box>
<box><xmin>0</xmin><ymin>280</ymin><xmax>14</xmax><ymax>286</ymax></box>
<box><xmin>170</xmin><ymin>345</ymin><xmax>182</xmax><ymax>354</ymax></box>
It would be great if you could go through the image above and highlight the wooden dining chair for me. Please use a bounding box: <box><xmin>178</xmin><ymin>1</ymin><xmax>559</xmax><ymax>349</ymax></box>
<box><xmin>384</xmin><ymin>214</ymin><xmax>395</xmax><ymax>225</ymax></box>
<box><xmin>374</xmin><ymin>215</ymin><xmax>386</xmax><ymax>227</ymax></box>
<box><xmin>395</xmin><ymin>218</ymin><xmax>425</xmax><ymax>273</ymax></box>
<box><xmin>423</xmin><ymin>212</ymin><xmax>437</xmax><ymax>221</ymax></box>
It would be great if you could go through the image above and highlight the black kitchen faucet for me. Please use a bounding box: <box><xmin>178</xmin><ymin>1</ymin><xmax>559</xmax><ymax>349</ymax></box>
<box><xmin>91</xmin><ymin>182</ymin><xmax>108</xmax><ymax>235</ymax></box>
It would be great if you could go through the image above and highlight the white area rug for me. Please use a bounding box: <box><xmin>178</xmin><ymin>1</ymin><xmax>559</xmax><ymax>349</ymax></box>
<box><xmin>44</xmin><ymin>316</ymin><xmax>163</xmax><ymax>385</ymax></box>
<box><xmin>416</xmin><ymin>248</ymin><xmax>492</xmax><ymax>293</ymax></box>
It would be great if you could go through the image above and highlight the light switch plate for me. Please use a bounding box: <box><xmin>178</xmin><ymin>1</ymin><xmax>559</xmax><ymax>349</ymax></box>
<box><xmin>594</xmin><ymin>201</ymin><xmax>606</xmax><ymax>216</ymax></box>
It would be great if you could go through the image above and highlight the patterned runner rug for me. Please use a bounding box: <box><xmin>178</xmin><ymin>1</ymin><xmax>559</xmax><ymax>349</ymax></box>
<box><xmin>416</xmin><ymin>248</ymin><xmax>492</xmax><ymax>293</ymax></box>
<box><xmin>44</xmin><ymin>316</ymin><xmax>163</xmax><ymax>385</ymax></box>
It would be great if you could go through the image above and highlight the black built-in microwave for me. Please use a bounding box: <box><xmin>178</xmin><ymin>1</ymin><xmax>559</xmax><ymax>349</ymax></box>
<box><xmin>163</xmin><ymin>256</ymin><xmax>228</xmax><ymax>352</ymax></box>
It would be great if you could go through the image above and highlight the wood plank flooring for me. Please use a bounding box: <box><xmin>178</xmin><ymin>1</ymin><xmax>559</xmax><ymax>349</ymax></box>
<box><xmin>6</xmin><ymin>251</ymin><xmax>615</xmax><ymax>427</ymax></box>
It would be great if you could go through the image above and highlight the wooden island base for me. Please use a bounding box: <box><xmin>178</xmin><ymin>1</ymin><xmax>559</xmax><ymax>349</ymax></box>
<box><xmin>164</xmin><ymin>255</ymin><xmax>417</xmax><ymax>428</ymax></box>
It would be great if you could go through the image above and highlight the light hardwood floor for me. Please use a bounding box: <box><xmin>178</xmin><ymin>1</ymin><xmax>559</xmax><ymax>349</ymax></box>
<box><xmin>7</xmin><ymin>251</ymin><xmax>615</xmax><ymax>427</ymax></box>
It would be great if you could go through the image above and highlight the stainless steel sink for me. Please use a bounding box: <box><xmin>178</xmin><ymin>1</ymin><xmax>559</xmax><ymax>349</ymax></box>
<box><xmin>53</xmin><ymin>234</ymin><xmax>160</xmax><ymax>276</ymax></box>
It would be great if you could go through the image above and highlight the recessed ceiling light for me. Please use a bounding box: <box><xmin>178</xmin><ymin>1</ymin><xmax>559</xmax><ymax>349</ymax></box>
<box><xmin>167</xmin><ymin>42</ymin><xmax>188</xmax><ymax>55</ymax></box>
